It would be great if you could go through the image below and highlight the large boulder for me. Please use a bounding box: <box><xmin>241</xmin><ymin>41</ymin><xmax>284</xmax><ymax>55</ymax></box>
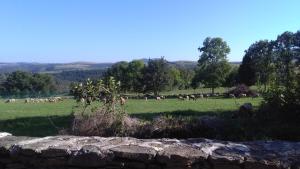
<box><xmin>237</xmin><ymin>103</ymin><xmax>253</xmax><ymax>118</ymax></box>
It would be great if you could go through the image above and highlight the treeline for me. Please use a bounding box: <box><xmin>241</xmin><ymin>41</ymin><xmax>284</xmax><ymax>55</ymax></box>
<box><xmin>238</xmin><ymin>31</ymin><xmax>300</xmax><ymax>115</ymax></box>
<box><xmin>102</xmin><ymin>30</ymin><xmax>299</xmax><ymax>96</ymax></box>
<box><xmin>102</xmin><ymin>59</ymin><xmax>195</xmax><ymax>95</ymax></box>
<box><xmin>238</xmin><ymin>31</ymin><xmax>300</xmax><ymax>90</ymax></box>
<box><xmin>0</xmin><ymin>71</ymin><xmax>57</xmax><ymax>98</ymax></box>
<box><xmin>53</xmin><ymin>69</ymin><xmax>106</xmax><ymax>82</ymax></box>
<box><xmin>1</xmin><ymin>30</ymin><xmax>299</xmax><ymax>99</ymax></box>
<box><xmin>101</xmin><ymin>39</ymin><xmax>237</xmax><ymax>95</ymax></box>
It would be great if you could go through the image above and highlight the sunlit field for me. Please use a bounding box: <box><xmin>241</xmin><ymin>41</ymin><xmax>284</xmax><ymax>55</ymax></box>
<box><xmin>0</xmin><ymin>97</ymin><xmax>262</xmax><ymax>136</ymax></box>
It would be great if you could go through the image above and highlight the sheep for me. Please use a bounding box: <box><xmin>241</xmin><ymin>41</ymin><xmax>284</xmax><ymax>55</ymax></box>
<box><xmin>212</xmin><ymin>93</ymin><xmax>219</xmax><ymax>97</ymax></box>
<box><xmin>190</xmin><ymin>95</ymin><xmax>196</xmax><ymax>101</ymax></box>
<box><xmin>229</xmin><ymin>94</ymin><xmax>235</xmax><ymax>98</ymax></box>
<box><xmin>198</xmin><ymin>94</ymin><xmax>204</xmax><ymax>99</ymax></box>
<box><xmin>239</xmin><ymin>93</ymin><xmax>247</xmax><ymax>97</ymax></box>
<box><xmin>54</xmin><ymin>97</ymin><xmax>63</xmax><ymax>101</ymax></box>
<box><xmin>120</xmin><ymin>97</ymin><xmax>126</xmax><ymax>105</ymax></box>
<box><xmin>48</xmin><ymin>97</ymin><xmax>58</xmax><ymax>103</ymax></box>
<box><xmin>205</xmin><ymin>94</ymin><xmax>211</xmax><ymax>97</ymax></box>
<box><xmin>252</xmin><ymin>93</ymin><xmax>260</xmax><ymax>98</ymax></box>
<box><xmin>186</xmin><ymin>95</ymin><xmax>190</xmax><ymax>100</ymax></box>
<box><xmin>178</xmin><ymin>96</ymin><xmax>184</xmax><ymax>100</ymax></box>
<box><xmin>80</xmin><ymin>98</ymin><xmax>85</xmax><ymax>103</ymax></box>
<box><xmin>5</xmin><ymin>99</ymin><xmax>16</xmax><ymax>103</ymax></box>
<box><xmin>25</xmin><ymin>98</ymin><xmax>30</xmax><ymax>103</ymax></box>
<box><xmin>156</xmin><ymin>96</ymin><xmax>161</xmax><ymax>100</ymax></box>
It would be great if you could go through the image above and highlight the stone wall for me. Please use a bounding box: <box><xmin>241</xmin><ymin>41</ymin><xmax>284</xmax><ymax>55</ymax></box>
<box><xmin>0</xmin><ymin>132</ymin><xmax>299</xmax><ymax>169</ymax></box>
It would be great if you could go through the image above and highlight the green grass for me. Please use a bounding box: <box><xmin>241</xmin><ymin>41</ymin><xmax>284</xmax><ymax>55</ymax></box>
<box><xmin>125</xmin><ymin>86</ymin><xmax>259</xmax><ymax>96</ymax></box>
<box><xmin>126</xmin><ymin>98</ymin><xmax>262</xmax><ymax>119</ymax></box>
<box><xmin>0</xmin><ymin>97</ymin><xmax>262</xmax><ymax>137</ymax></box>
<box><xmin>160</xmin><ymin>87</ymin><xmax>229</xmax><ymax>95</ymax></box>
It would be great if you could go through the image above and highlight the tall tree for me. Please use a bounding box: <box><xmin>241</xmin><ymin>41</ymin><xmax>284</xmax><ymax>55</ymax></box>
<box><xmin>274</xmin><ymin>31</ymin><xmax>298</xmax><ymax>90</ymax></box>
<box><xmin>104</xmin><ymin>61</ymin><xmax>129</xmax><ymax>92</ymax></box>
<box><xmin>178</xmin><ymin>68</ymin><xmax>195</xmax><ymax>89</ymax></box>
<box><xmin>295</xmin><ymin>31</ymin><xmax>300</xmax><ymax>65</ymax></box>
<box><xmin>143</xmin><ymin>57</ymin><xmax>170</xmax><ymax>95</ymax></box>
<box><xmin>238</xmin><ymin>40</ymin><xmax>275</xmax><ymax>89</ymax></box>
<box><xmin>0</xmin><ymin>71</ymin><xmax>56</xmax><ymax>97</ymax></box>
<box><xmin>238</xmin><ymin>54</ymin><xmax>257</xmax><ymax>86</ymax></box>
<box><xmin>194</xmin><ymin>37</ymin><xmax>231</xmax><ymax>93</ymax></box>
<box><xmin>224</xmin><ymin>66</ymin><xmax>239</xmax><ymax>87</ymax></box>
<box><xmin>126</xmin><ymin>60</ymin><xmax>145</xmax><ymax>93</ymax></box>
<box><xmin>168</xmin><ymin>66</ymin><xmax>182</xmax><ymax>90</ymax></box>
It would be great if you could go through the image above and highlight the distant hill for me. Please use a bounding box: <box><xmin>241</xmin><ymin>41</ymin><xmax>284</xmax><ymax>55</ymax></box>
<box><xmin>0</xmin><ymin>60</ymin><xmax>241</xmax><ymax>74</ymax></box>
<box><xmin>0</xmin><ymin>62</ymin><xmax>113</xmax><ymax>73</ymax></box>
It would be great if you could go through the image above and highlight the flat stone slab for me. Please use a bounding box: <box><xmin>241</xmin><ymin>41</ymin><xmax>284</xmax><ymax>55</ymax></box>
<box><xmin>0</xmin><ymin>132</ymin><xmax>299</xmax><ymax>169</ymax></box>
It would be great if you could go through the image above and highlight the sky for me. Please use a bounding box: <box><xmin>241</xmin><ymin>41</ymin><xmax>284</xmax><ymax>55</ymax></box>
<box><xmin>0</xmin><ymin>0</ymin><xmax>300</xmax><ymax>63</ymax></box>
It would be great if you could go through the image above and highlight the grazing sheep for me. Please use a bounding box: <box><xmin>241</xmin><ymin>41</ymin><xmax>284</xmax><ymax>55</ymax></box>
<box><xmin>5</xmin><ymin>99</ymin><xmax>16</xmax><ymax>103</ymax></box>
<box><xmin>252</xmin><ymin>93</ymin><xmax>260</xmax><ymax>98</ymax></box>
<box><xmin>49</xmin><ymin>97</ymin><xmax>61</xmax><ymax>103</ymax></box>
<box><xmin>205</xmin><ymin>94</ymin><xmax>211</xmax><ymax>97</ymax></box>
<box><xmin>25</xmin><ymin>98</ymin><xmax>30</xmax><ymax>103</ymax></box>
<box><xmin>229</xmin><ymin>94</ymin><xmax>235</xmax><ymax>98</ymax></box>
<box><xmin>54</xmin><ymin>97</ymin><xmax>63</xmax><ymax>101</ymax></box>
<box><xmin>79</xmin><ymin>98</ymin><xmax>85</xmax><ymax>103</ymax></box>
<box><xmin>186</xmin><ymin>95</ymin><xmax>189</xmax><ymax>100</ymax></box>
<box><xmin>190</xmin><ymin>95</ymin><xmax>196</xmax><ymax>101</ymax></box>
<box><xmin>156</xmin><ymin>96</ymin><xmax>161</xmax><ymax>100</ymax></box>
<box><xmin>120</xmin><ymin>97</ymin><xmax>126</xmax><ymax>105</ymax></box>
<box><xmin>198</xmin><ymin>94</ymin><xmax>204</xmax><ymax>99</ymax></box>
<box><xmin>178</xmin><ymin>96</ymin><xmax>184</xmax><ymax>100</ymax></box>
<box><xmin>160</xmin><ymin>96</ymin><xmax>165</xmax><ymax>100</ymax></box>
<box><xmin>212</xmin><ymin>93</ymin><xmax>219</xmax><ymax>97</ymax></box>
<box><xmin>239</xmin><ymin>93</ymin><xmax>247</xmax><ymax>97</ymax></box>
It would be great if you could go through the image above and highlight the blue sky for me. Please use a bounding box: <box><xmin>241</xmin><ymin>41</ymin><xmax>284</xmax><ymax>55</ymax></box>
<box><xmin>0</xmin><ymin>0</ymin><xmax>299</xmax><ymax>63</ymax></box>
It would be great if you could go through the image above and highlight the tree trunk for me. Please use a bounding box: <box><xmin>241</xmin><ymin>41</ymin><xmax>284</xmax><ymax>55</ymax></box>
<box><xmin>211</xmin><ymin>88</ymin><xmax>215</xmax><ymax>94</ymax></box>
<box><xmin>264</xmin><ymin>84</ymin><xmax>267</xmax><ymax>92</ymax></box>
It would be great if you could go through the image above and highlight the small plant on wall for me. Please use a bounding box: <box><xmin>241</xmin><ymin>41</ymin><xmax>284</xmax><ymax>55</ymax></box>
<box><xmin>69</xmin><ymin>77</ymin><xmax>128</xmax><ymax>136</ymax></box>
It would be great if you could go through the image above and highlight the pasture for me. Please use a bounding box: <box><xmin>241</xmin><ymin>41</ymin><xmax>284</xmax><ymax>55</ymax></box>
<box><xmin>0</xmin><ymin>97</ymin><xmax>263</xmax><ymax>137</ymax></box>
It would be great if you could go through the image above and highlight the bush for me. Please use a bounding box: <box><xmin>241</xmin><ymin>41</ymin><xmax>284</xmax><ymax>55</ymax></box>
<box><xmin>227</xmin><ymin>84</ymin><xmax>257</xmax><ymax>97</ymax></box>
<box><xmin>70</xmin><ymin>107</ymin><xmax>141</xmax><ymax>137</ymax></box>
<box><xmin>68</xmin><ymin>77</ymin><xmax>129</xmax><ymax>136</ymax></box>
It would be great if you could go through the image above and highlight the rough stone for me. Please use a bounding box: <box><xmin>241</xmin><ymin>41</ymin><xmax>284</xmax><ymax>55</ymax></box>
<box><xmin>0</xmin><ymin>132</ymin><xmax>299</xmax><ymax>169</ymax></box>
<box><xmin>110</xmin><ymin>145</ymin><xmax>156</xmax><ymax>161</ymax></box>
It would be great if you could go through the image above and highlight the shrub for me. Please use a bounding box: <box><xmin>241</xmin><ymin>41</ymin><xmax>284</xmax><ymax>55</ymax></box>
<box><xmin>227</xmin><ymin>84</ymin><xmax>257</xmax><ymax>97</ymax></box>
<box><xmin>68</xmin><ymin>77</ymin><xmax>129</xmax><ymax>136</ymax></box>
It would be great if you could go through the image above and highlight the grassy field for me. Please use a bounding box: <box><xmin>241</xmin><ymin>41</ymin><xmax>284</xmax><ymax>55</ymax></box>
<box><xmin>126</xmin><ymin>86</ymin><xmax>259</xmax><ymax>96</ymax></box>
<box><xmin>0</xmin><ymin>97</ymin><xmax>262</xmax><ymax>137</ymax></box>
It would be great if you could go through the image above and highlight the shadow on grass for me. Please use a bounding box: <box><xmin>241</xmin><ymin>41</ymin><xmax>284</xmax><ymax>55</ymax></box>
<box><xmin>0</xmin><ymin>110</ymin><xmax>237</xmax><ymax>137</ymax></box>
<box><xmin>130</xmin><ymin>109</ymin><xmax>236</xmax><ymax>120</ymax></box>
<box><xmin>0</xmin><ymin>115</ymin><xmax>72</xmax><ymax>137</ymax></box>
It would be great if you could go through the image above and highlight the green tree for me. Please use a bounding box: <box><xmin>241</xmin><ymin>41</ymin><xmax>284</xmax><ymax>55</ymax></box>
<box><xmin>238</xmin><ymin>54</ymin><xmax>257</xmax><ymax>86</ymax></box>
<box><xmin>224</xmin><ymin>66</ymin><xmax>239</xmax><ymax>87</ymax></box>
<box><xmin>143</xmin><ymin>57</ymin><xmax>170</xmax><ymax>95</ymax></box>
<box><xmin>273</xmin><ymin>31</ymin><xmax>298</xmax><ymax>93</ymax></box>
<box><xmin>262</xmin><ymin>31</ymin><xmax>300</xmax><ymax>119</ymax></box>
<box><xmin>0</xmin><ymin>71</ymin><xmax>56</xmax><ymax>97</ymax></box>
<box><xmin>179</xmin><ymin>68</ymin><xmax>195</xmax><ymax>89</ymax></box>
<box><xmin>126</xmin><ymin>60</ymin><xmax>145</xmax><ymax>93</ymax></box>
<box><xmin>168</xmin><ymin>66</ymin><xmax>182</xmax><ymax>90</ymax></box>
<box><xmin>31</xmin><ymin>73</ymin><xmax>56</xmax><ymax>96</ymax></box>
<box><xmin>194</xmin><ymin>37</ymin><xmax>231</xmax><ymax>93</ymax></box>
<box><xmin>104</xmin><ymin>61</ymin><xmax>129</xmax><ymax>92</ymax></box>
<box><xmin>238</xmin><ymin>40</ymin><xmax>275</xmax><ymax>89</ymax></box>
